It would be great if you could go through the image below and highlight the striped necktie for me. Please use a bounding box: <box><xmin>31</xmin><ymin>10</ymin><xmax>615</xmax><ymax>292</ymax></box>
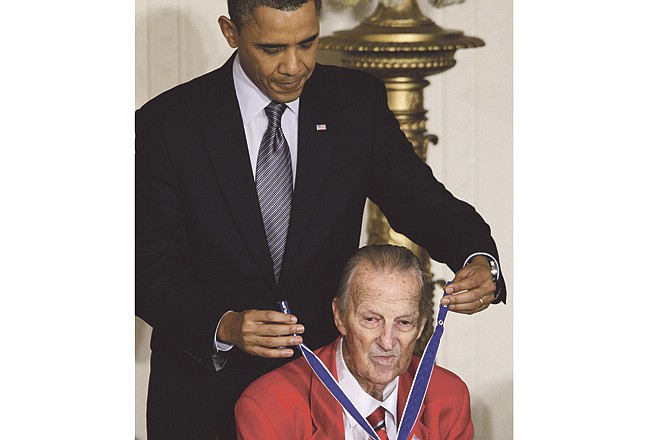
<box><xmin>366</xmin><ymin>407</ymin><xmax>389</xmax><ymax>440</ymax></box>
<box><xmin>256</xmin><ymin>101</ymin><xmax>293</xmax><ymax>283</ymax></box>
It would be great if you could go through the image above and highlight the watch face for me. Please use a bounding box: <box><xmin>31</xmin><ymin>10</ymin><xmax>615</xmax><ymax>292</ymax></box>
<box><xmin>489</xmin><ymin>260</ymin><xmax>499</xmax><ymax>279</ymax></box>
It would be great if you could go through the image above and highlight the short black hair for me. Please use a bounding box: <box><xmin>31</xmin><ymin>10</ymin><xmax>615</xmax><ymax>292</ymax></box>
<box><xmin>227</xmin><ymin>0</ymin><xmax>322</xmax><ymax>29</ymax></box>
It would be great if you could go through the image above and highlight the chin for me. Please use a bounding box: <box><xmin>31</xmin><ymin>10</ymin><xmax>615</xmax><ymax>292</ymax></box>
<box><xmin>273</xmin><ymin>91</ymin><xmax>302</xmax><ymax>103</ymax></box>
<box><xmin>372</xmin><ymin>365</ymin><xmax>400</xmax><ymax>380</ymax></box>
<box><xmin>371</xmin><ymin>372</ymin><xmax>398</xmax><ymax>388</ymax></box>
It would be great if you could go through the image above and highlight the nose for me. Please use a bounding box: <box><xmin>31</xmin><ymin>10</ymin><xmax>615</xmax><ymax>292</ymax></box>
<box><xmin>278</xmin><ymin>49</ymin><xmax>302</xmax><ymax>76</ymax></box>
<box><xmin>376</xmin><ymin>324</ymin><xmax>397</xmax><ymax>352</ymax></box>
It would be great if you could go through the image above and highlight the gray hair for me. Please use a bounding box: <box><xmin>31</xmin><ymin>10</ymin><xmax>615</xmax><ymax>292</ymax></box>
<box><xmin>334</xmin><ymin>245</ymin><xmax>433</xmax><ymax>323</ymax></box>
<box><xmin>227</xmin><ymin>0</ymin><xmax>322</xmax><ymax>29</ymax></box>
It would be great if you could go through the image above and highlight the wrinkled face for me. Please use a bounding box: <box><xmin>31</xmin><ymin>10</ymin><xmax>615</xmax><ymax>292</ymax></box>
<box><xmin>219</xmin><ymin>1</ymin><xmax>320</xmax><ymax>103</ymax></box>
<box><xmin>333</xmin><ymin>265</ymin><xmax>426</xmax><ymax>399</ymax></box>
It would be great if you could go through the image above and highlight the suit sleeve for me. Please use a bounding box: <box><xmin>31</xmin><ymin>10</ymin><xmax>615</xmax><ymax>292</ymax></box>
<box><xmin>365</xmin><ymin>78</ymin><xmax>506</xmax><ymax>302</ymax></box>
<box><xmin>135</xmin><ymin>106</ymin><xmax>226</xmax><ymax>359</ymax></box>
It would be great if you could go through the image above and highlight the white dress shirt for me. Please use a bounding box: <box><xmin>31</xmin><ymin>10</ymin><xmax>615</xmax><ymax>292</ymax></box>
<box><xmin>232</xmin><ymin>55</ymin><xmax>299</xmax><ymax>187</ymax></box>
<box><xmin>336</xmin><ymin>338</ymin><xmax>399</xmax><ymax>440</ymax></box>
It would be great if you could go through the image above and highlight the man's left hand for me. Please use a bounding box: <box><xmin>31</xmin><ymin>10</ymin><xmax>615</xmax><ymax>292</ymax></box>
<box><xmin>440</xmin><ymin>256</ymin><xmax>496</xmax><ymax>315</ymax></box>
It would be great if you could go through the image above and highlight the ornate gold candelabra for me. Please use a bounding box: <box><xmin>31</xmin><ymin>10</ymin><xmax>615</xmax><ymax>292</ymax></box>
<box><xmin>319</xmin><ymin>0</ymin><xmax>483</xmax><ymax>353</ymax></box>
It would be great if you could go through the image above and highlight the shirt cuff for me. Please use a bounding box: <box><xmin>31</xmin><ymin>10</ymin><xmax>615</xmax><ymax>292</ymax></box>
<box><xmin>212</xmin><ymin>312</ymin><xmax>235</xmax><ymax>371</ymax></box>
<box><xmin>214</xmin><ymin>311</ymin><xmax>235</xmax><ymax>352</ymax></box>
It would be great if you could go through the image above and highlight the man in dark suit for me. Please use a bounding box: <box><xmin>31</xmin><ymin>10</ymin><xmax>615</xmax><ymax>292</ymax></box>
<box><xmin>135</xmin><ymin>0</ymin><xmax>506</xmax><ymax>437</ymax></box>
<box><xmin>235</xmin><ymin>245</ymin><xmax>474</xmax><ymax>439</ymax></box>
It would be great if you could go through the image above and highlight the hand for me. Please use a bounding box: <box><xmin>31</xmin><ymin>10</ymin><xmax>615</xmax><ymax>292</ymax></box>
<box><xmin>217</xmin><ymin>309</ymin><xmax>305</xmax><ymax>358</ymax></box>
<box><xmin>440</xmin><ymin>256</ymin><xmax>496</xmax><ymax>315</ymax></box>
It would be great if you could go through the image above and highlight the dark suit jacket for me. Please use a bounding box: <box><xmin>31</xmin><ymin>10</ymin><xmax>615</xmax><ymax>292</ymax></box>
<box><xmin>136</xmin><ymin>53</ymin><xmax>504</xmax><ymax>438</ymax></box>
<box><xmin>235</xmin><ymin>337</ymin><xmax>474</xmax><ymax>439</ymax></box>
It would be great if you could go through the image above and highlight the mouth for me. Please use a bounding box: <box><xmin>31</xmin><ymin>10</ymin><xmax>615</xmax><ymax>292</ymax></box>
<box><xmin>371</xmin><ymin>354</ymin><xmax>398</xmax><ymax>366</ymax></box>
<box><xmin>274</xmin><ymin>78</ymin><xmax>304</xmax><ymax>93</ymax></box>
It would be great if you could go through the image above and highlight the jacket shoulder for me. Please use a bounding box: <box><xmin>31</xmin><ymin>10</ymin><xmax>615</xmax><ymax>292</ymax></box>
<box><xmin>136</xmin><ymin>64</ymin><xmax>228</xmax><ymax>117</ymax></box>
<box><xmin>406</xmin><ymin>355</ymin><xmax>469</xmax><ymax>398</ymax></box>
<box><xmin>313</xmin><ymin>63</ymin><xmax>382</xmax><ymax>86</ymax></box>
<box><xmin>426</xmin><ymin>363</ymin><xmax>471</xmax><ymax>402</ymax></box>
<box><xmin>308</xmin><ymin>63</ymin><xmax>387</xmax><ymax>101</ymax></box>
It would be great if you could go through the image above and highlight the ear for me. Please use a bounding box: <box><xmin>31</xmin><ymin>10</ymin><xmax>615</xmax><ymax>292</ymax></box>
<box><xmin>332</xmin><ymin>299</ymin><xmax>347</xmax><ymax>336</ymax></box>
<box><xmin>218</xmin><ymin>16</ymin><xmax>239</xmax><ymax>48</ymax></box>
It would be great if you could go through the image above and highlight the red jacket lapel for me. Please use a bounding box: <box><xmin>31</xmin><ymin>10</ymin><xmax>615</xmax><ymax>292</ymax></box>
<box><xmin>309</xmin><ymin>339</ymin><xmax>346</xmax><ymax>438</ymax></box>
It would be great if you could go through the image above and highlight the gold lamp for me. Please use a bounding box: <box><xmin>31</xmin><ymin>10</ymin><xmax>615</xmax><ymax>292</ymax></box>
<box><xmin>319</xmin><ymin>0</ymin><xmax>484</xmax><ymax>353</ymax></box>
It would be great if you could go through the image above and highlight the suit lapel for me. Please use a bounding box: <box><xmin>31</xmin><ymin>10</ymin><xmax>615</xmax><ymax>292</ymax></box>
<box><xmin>309</xmin><ymin>339</ymin><xmax>346</xmax><ymax>437</ymax></box>
<box><xmin>279</xmin><ymin>65</ymin><xmax>336</xmax><ymax>291</ymax></box>
<box><xmin>200</xmin><ymin>56</ymin><xmax>276</xmax><ymax>290</ymax></box>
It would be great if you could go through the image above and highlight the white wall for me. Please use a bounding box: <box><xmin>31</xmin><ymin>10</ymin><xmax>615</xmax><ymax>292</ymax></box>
<box><xmin>135</xmin><ymin>0</ymin><xmax>512</xmax><ymax>438</ymax></box>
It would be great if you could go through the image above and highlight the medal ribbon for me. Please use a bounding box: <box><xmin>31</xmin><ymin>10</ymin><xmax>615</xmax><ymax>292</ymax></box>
<box><xmin>279</xmin><ymin>285</ymin><xmax>450</xmax><ymax>440</ymax></box>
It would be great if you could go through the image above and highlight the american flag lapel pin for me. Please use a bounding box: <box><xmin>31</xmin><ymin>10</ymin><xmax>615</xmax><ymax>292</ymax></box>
<box><xmin>316</xmin><ymin>123</ymin><xmax>327</xmax><ymax>131</ymax></box>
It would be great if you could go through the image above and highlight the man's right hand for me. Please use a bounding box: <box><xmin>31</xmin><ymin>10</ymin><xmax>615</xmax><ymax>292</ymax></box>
<box><xmin>217</xmin><ymin>309</ymin><xmax>304</xmax><ymax>358</ymax></box>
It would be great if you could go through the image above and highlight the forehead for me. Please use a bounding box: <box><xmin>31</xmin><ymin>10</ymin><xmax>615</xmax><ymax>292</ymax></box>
<box><xmin>243</xmin><ymin>2</ymin><xmax>319</xmax><ymax>41</ymax></box>
<box><xmin>349</xmin><ymin>267</ymin><xmax>421</xmax><ymax>315</ymax></box>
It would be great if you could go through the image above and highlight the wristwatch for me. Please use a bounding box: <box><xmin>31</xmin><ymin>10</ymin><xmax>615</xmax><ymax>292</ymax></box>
<box><xmin>488</xmin><ymin>257</ymin><xmax>499</xmax><ymax>285</ymax></box>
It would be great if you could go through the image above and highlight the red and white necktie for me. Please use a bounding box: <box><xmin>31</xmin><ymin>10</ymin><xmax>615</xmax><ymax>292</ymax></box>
<box><xmin>366</xmin><ymin>406</ymin><xmax>389</xmax><ymax>440</ymax></box>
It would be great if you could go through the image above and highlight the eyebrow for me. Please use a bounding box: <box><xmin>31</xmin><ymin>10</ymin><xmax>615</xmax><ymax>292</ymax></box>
<box><xmin>360</xmin><ymin>309</ymin><xmax>418</xmax><ymax>319</ymax></box>
<box><xmin>395</xmin><ymin>313</ymin><xmax>419</xmax><ymax>320</ymax></box>
<box><xmin>256</xmin><ymin>33</ymin><xmax>319</xmax><ymax>50</ymax></box>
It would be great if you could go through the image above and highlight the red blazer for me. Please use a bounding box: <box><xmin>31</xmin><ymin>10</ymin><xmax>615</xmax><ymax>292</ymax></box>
<box><xmin>235</xmin><ymin>338</ymin><xmax>474</xmax><ymax>439</ymax></box>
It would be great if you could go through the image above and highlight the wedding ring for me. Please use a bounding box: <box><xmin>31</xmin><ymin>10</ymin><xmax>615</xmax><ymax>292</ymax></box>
<box><xmin>479</xmin><ymin>298</ymin><xmax>484</xmax><ymax>306</ymax></box>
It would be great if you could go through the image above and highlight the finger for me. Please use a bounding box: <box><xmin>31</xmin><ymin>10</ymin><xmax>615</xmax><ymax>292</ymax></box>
<box><xmin>444</xmin><ymin>273</ymin><xmax>488</xmax><ymax>295</ymax></box>
<box><xmin>237</xmin><ymin>333</ymin><xmax>302</xmax><ymax>356</ymax></box>
<box><xmin>441</xmin><ymin>288</ymin><xmax>492</xmax><ymax>307</ymax></box>
<box><xmin>248</xmin><ymin>309</ymin><xmax>299</xmax><ymax>325</ymax></box>
<box><xmin>247</xmin><ymin>323</ymin><xmax>305</xmax><ymax>338</ymax></box>
<box><xmin>260</xmin><ymin>334</ymin><xmax>303</xmax><ymax>348</ymax></box>
<box><xmin>448</xmin><ymin>300</ymin><xmax>486</xmax><ymax>315</ymax></box>
<box><xmin>251</xmin><ymin>346</ymin><xmax>296</xmax><ymax>359</ymax></box>
<box><xmin>444</xmin><ymin>288</ymin><xmax>480</xmax><ymax>305</ymax></box>
<box><xmin>447</xmin><ymin>294</ymin><xmax>493</xmax><ymax>314</ymax></box>
<box><xmin>444</xmin><ymin>279</ymin><xmax>495</xmax><ymax>304</ymax></box>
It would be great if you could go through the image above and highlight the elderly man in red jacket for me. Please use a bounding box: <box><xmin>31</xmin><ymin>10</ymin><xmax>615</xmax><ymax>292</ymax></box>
<box><xmin>235</xmin><ymin>245</ymin><xmax>474</xmax><ymax>440</ymax></box>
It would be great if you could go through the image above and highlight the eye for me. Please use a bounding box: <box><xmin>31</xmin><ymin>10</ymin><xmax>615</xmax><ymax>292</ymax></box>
<box><xmin>361</xmin><ymin>316</ymin><xmax>380</xmax><ymax>328</ymax></box>
<box><xmin>299</xmin><ymin>41</ymin><xmax>314</xmax><ymax>49</ymax></box>
<box><xmin>261</xmin><ymin>47</ymin><xmax>281</xmax><ymax>55</ymax></box>
<box><xmin>396</xmin><ymin>320</ymin><xmax>415</xmax><ymax>331</ymax></box>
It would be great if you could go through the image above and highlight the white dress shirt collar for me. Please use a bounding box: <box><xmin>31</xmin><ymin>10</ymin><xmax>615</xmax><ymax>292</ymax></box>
<box><xmin>232</xmin><ymin>55</ymin><xmax>299</xmax><ymax>123</ymax></box>
<box><xmin>231</xmin><ymin>55</ymin><xmax>299</xmax><ymax>185</ymax></box>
